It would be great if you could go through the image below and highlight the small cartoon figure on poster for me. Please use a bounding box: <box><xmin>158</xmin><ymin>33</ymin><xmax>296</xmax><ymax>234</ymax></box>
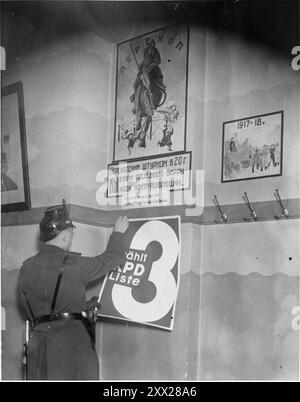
<box><xmin>157</xmin><ymin>125</ymin><xmax>174</xmax><ymax>152</ymax></box>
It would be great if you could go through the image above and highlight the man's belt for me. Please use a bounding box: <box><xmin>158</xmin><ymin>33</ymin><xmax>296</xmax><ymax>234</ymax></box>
<box><xmin>34</xmin><ymin>312</ymin><xmax>83</xmax><ymax>326</ymax></box>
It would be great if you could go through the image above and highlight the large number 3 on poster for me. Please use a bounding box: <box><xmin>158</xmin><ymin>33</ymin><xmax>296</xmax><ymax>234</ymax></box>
<box><xmin>112</xmin><ymin>220</ymin><xmax>179</xmax><ymax>323</ymax></box>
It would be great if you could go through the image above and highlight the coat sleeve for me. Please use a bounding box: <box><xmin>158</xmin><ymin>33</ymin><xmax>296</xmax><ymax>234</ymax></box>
<box><xmin>17</xmin><ymin>265</ymin><xmax>34</xmax><ymax>321</ymax></box>
<box><xmin>80</xmin><ymin>231</ymin><xmax>126</xmax><ymax>285</ymax></box>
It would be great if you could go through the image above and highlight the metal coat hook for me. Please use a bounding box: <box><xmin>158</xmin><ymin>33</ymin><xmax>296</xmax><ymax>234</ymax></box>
<box><xmin>274</xmin><ymin>189</ymin><xmax>289</xmax><ymax>219</ymax></box>
<box><xmin>243</xmin><ymin>192</ymin><xmax>257</xmax><ymax>222</ymax></box>
<box><xmin>213</xmin><ymin>195</ymin><xmax>227</xmax><ymax>223</ymax></box>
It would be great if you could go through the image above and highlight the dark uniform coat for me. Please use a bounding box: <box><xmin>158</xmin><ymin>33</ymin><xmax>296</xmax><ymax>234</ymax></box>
<box><xmin>18</xmin><ymin>231</ymin><xmax>126</xmax><ymax>380</ymax></box>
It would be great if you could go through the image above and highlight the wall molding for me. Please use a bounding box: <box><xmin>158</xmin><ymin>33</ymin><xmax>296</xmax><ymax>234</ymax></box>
<box><xmin>1</xmin><ymin>199</ymin><xmax>299</xmax><ymax>228</ymax></box>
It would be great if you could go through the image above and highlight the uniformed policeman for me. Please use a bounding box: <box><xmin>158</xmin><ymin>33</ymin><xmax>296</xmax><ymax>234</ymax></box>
<box><xmin>18</xmin><ymin>200</ymin><xmax>129</xmax><ymax>380</ymax></box>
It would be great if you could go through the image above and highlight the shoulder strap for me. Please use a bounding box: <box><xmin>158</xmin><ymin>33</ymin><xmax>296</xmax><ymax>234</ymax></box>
<box><xmin>23</xmin><ymin>291</ymin><xmax>36</xmax><ymax>323</ymax></box>
<box><xmin>50</xmin><ymin>254</ymin><xmax>69</xmax><ymax>318</ymax></box>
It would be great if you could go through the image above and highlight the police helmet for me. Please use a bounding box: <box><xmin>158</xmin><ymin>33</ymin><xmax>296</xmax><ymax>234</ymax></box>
<box><xmin>39</xmin><ymin>199</ymin><xmax>75</xmax><ymax>242</ymax></box>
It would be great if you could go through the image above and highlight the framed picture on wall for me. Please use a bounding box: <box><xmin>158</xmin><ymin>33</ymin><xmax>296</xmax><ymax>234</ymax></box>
<box><xmin>221</xmin><ymin>111</ymin><xmax>283</xmax><ymax>183</ymax></box>
<box><xmin>113</xmin><ymin>24</ymin><xmax>189</xmax><ymax>162</ymax></box>
<box><xmin>1</xmin><ymin>81</ymin><xmax>31</xmax><ymax>212</ymax></box>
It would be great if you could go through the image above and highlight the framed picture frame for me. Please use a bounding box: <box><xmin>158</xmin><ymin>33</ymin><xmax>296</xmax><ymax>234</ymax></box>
<box><xmin>113</xmin><ymin>24</ymin><xmax>189</xmax><ymax>162</ymax></box>
<box><xmin>221</xmin><ymin>111</ymin><xmax>283</xmax><ymax>183</ymax></box>
<box><xmin>1</xmin><ymin>81</ymin><xmax>31</xmax><ymax>212</ymax></box>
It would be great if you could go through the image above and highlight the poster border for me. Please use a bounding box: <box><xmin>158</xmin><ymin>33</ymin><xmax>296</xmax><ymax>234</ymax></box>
<box><xmin>221</xmin><ymin>110</ymin><xmax>284</xmax><ymax>184</ymax></box>
<box><xmin>112</xmin><ymin>24</ymin><xmax>190</xmax><ymax>163</ymax></box>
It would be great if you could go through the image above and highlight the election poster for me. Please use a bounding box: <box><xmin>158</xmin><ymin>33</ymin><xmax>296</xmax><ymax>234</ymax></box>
<box><xmin>113</xmin><ymin>24</ymin><xmax>189</xmax><ymax>162</ymax></box>
<box><xmin>98</xmin><ymin>216</ymin><xmax>181</xmax><ymax>331</ymax></box>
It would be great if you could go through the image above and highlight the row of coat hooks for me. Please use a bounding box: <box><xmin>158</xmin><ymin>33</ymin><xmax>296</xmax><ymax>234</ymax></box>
<box><xmin>213</xmin><ymin>189</ymin><xmax>290</xmax><ymax>224</ymax></box>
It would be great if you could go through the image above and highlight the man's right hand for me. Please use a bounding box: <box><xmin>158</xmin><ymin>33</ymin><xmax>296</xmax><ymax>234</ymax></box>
<box><xmin>85</xmin><ymin>296</ymin><xmax>101</xmax><ymax>311</ymax></box>
<box><xmin>114</xmin><ymin>216</ymin><xmax>129</xmax><ymax>234</ymax></box>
